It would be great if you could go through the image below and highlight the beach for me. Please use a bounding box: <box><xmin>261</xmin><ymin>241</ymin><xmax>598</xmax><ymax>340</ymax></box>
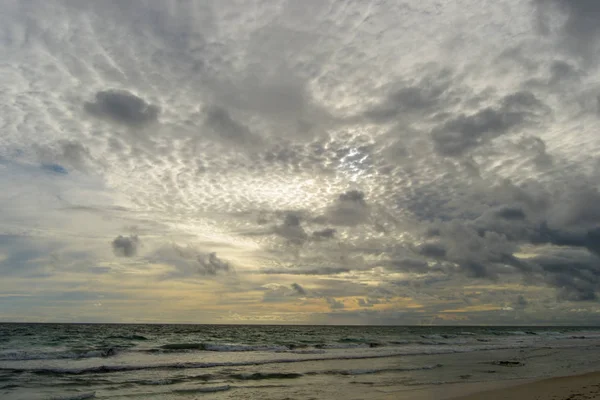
<box><xmin>446</xmin><ymin>372</ymin><xmax>600</xmax><ymax>400</ymax></box>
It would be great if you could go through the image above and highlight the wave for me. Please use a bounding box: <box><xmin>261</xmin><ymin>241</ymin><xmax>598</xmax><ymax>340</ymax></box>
<box><xmin>0</xmin><ymin>348</ymin><xmax>120</xmax><ymax>361</ymax></box>
<box><xmin>173</xmin><ymin>385</ymin><xmax>231</xmax><ymax>394</ymax></box>
<box><xmin>49</xmin><ymin>392</ymin><xmax>95</xmax><ymax>400</ymax></box>
<box><xmin>0</xmin><ymin>344</ymin><xmax>529</xmax><ymax>376</ymax></box>
<box><xmin>319</xmin><ymin>363</ymin><xmax>443</xmax><ymax>376</ymax></box>
<box><xmin>105</xmin><ymin>335</ymin><xmax>149</xmax><ymax>341</ymax></box>
<box><xmin>233</xmin><ymin>372</ymin><xmax>303</xmax><ymax>380</ymax></box>
<box><xmin>159</xmin><ymin>343</ymin><xmax>289</xmax><ymax>352</ymax></box>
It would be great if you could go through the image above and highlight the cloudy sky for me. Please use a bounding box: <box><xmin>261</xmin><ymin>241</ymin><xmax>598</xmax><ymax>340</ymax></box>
<box><xmin>1</xmin><ymin>0</ymin><xmax>600</xmax><ymax>324</ymax></box>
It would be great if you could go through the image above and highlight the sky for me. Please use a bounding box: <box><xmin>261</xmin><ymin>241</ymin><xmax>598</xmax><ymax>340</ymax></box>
<box><xmin>1</xmin><ymin>0</ymin><xmax>600</xmax><ymax>325</ymax></box>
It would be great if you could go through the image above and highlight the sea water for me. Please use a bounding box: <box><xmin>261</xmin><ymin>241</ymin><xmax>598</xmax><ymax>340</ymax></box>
<box><xmin>1</xmin><ymin>324</ymin><xmax>600</xmax><ymax>399</ymax></box>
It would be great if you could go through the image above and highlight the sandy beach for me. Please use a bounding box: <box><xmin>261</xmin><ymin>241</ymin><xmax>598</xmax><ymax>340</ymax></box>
<box><xmin>446</xmin><ymin>372</ymin><xmax>600</xmax><ymax>400</ymax></box>
<box><xmin>375</xmin><ymin>372</ymin><xmax>600</xmax><ymax>400</ymax></box>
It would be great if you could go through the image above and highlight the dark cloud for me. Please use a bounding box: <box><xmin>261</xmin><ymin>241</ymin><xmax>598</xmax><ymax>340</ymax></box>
<box><xmin>41</xmin><ymin>163</ymin><xmax>68</xmax><ymax>175</ymax></box>
<box><xmin>518</xmin><ymin>136</ymin><xmax>553</xmax><ymax>168</ymax></box>
<box><xmin>384</xmin><ymin>258</ymin><xmax>443</xmax><ymax>274</ymax></box>
<box><xmin>274</xmin><ymin>213</ymin><xmax>308</xmax><ymax>244</ymax></box>
<box><xmin>431</xmin><ymin>91</ymin><xmax>547</xmax><ymax>156</ymax></box>
<box><xmin>291</xmin><ymin>283</ymin><xmax>306</xmax><ymax>295</ymax></box>
<box><xmin>85</xmin><ymin>89</ymin><xmax>159</xmax><ymax>126</ymax></box>
<box><xmin>515</xmin><ymin>295</ymin><xmax>528</xmax><ymax>309</ymax></box>
<box><xmin>549</xmin><ymin>60</ymin><xmax>581</xmax><ymax>84</ymax></box>
<box><xmin>261</xmin><ymin>266</ymin><xmax>351</xmax><ymax>276</ymax></box>
<box><xmin>364</xmin><ymin>68</ymin><xmax>455</xmax><ymax>123</ymax></box>
<box><xmin>204</xmin><ymin>105</ymin><xmax>261</xmax><ymax>147</ymax></box>
<box><xmin>111</xmin><ymin>235</ymin><xmax>139</xmax><ymax>257</ymax></box>
<box><xmin>535</xmin><ymin>0</ymin><xmax>600</xmax><ymax>59</ymax></box>
<box><xmin>531</xmin><ymin>249</ymin><xmax>600</xmax><ymax>301</ymax></box>
<box><xmin>321</xmin><ymin>190</ymin><xmax>370</xmax><ymax>226</ymax></box>
<box><xmin>411</xmin><ymin>179</ymin><xmax>600</xmax><ymax>299</ymax></box>
<box><xmin>494</xmin><ymin>206</ymin><xmax>527</xmax><ymax>221</ymax></box>
<box><xmin>312</xmin><ymin>228</ymin><xmax>336</xmax><ymax>239</ymax></box>
<box><xmin>419</xmin><ymin>242</ymin><xmax>447</xmax><ymax>258</ymax></box>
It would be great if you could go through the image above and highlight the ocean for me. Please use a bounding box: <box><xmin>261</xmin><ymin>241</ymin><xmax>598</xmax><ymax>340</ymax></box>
<box><xmin>1</xmin><ymin>324</ymin><xmax>600</xmax><ymax>400</ymax></box>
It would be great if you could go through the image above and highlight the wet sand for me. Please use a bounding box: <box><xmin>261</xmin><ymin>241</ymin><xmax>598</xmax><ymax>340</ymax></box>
<box><xmin>447</xmin><ymin>372</ymin><xmax>600</xmax><ymax>400</ymax></box>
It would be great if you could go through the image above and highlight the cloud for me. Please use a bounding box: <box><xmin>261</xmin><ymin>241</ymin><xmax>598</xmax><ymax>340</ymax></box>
<box><xmin>364</xmin><ymin>67</ymin><xmax>455</xmax><ymax>123</ymax></box>
<box><xmin>515</xmin><ymin>295</ymin><xmax>528</xmax><ymax>309</ymax></box>
<box><xmin>535</xmin><ymin>0</ymin><xmax>600</xmax><ymax>59</ymax></box>
<box><xmin>85</xmin><ymin>89</ymin><xmax>159</xmax><ymax>126</ymax></box>
<box><xmin>41</xmin><ymin>163</ymin><xmax>68</xmax><ymax>175</ymax></box>
<box><xmin>531</xmin><ymin>248</ymin><xmax>600</xmax><ymax>301</ymax></box>
<box><xmin>321</xmin><ymin>190</ymin><xmax>370</xmax><ymax>226</ymax></box>
<box><xmin>419</xmin><ymin>243</ymin><xmax>447</xmax><ymax>258</ymax></box>
<box><xmin>149</xmin><ymin>244</ymin><xmax>232</xmax><ymax>277</ymax></box>
<box><xmin>111</xmin><ymin>235</ymin><xmax>139</xmax><ymax>257</ymax></box>
<box><xmin>431</xmin><ymin>91</ymin><xmax>547</xmax><ymax>156</ymax></box>
<box><xmin>291</xmin><ymin>283</ymin><xmax>307</xmax><ymax>295</ymax></box>
<box><xmin>261</xmin><ymin>266</ymin><xmax>351</xmax><ymax>276</ymax></box>
<box><xmin>273</xmin><ymin>213</ymin><xmax>308</xmax><ymax>244</ymax></box>
<box><xmin>326</xmin><ymin>297</ymin><xmax>345</xmax><ymax>310</ymax></box>
<box><xmin>312</xmin><ymin>228</ymin><xmax>336</xmax><ymax>240</ymax></box>
<box><xmin>203</xmin><ymin>105</ymin><xmax>262</xmax><ymax>148</ymax></box>
<box><xmin>35</xmin><ymin>140</ymin><xmax>96</xmax><ymax>174</ymax></box>
<box><xmin>4</xmin><ymin>0</ymin><xmax>600</xmax><ymax>324</ymax></box>
<box><xmin>494</xmin><ymin>206</ymin><xmax>527</xmax><ymax>221</ymax></box>
<box><xmin>261</xmin><ymin>282</ymin><xmax>307</xmax><ymax>302</ymax></box>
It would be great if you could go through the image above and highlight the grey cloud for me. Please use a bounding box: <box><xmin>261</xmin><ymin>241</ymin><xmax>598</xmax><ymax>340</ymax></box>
<box><xmin>261</xmin><ymin>283</ymin><xmax>306</xmax><ymax>302</ymax></box>
<box><xmin>312</xmin><ymin>228</ymin><xmax>336</xmax><ymax>239</ymax></box>
<box><xmin>519</xmin><ymin>136</ymin><xmax>553</xmax><ymax>168</ymax></box>
<box><xmin>364</xmin><ymin>68</ymin><xmax>455</xmax><ymax>123</ymax></box>
<box><xmin>261</xmin><ymin>266</ymin><xmax>351</xmax><ymax>276</ymax></box>
<box><xmin>531</xmin><ymin>249</ymin><xmax>600</xmax><ymax>301</ymax></box>
<box><xmin>357</xmin><ymin>297</ymin><xmax>383</xmax><ymax>308</ymax></box>
<box><xmin>549</xmin><ymin>60</ymin><xmax>581</xmax><ymax>84</ymax></box>
<box><xmin>274</xmin><ymin>213</ymin><xmax>308</xmax><ymax>244</ymax></box>
<box><xmin>431</xmin><ymin>91</ymin><xmax>547</xmax><ymax>156</ymax></box>
<box><xmin>150</xmin><ymin>244</ymin><xmax>232</xmax><ymax>277</ymax></box>
<box><xmin>384</xmin><ymin>258</ymin><xmax>448</xmax><ymax>275</ymax></box>
<box><xmin>494</xmin><ymin>206</ymin><xmax>527</xmax><ymax>221</ymax></box>
<box><xmin>413</xmin><ymin>180</ymin><xmax>600</xmax><ymax>299</ymax></box>
<box><xmin>515</xmin><ymin>295</ymin><xmax>528</xmax><ymax>309</ymax></box>
<box><xmin>321</xmin><ymin>190</ymin><xmax>370</xmax><ymax>226</ymax></box>
<box><xmin>419</xmin><ymin>242</ymin><xmax>447</xmax><ymax>258</ymax></box>
<box><xmin>326</xmin><ymin>297</ymin><xmax>345</xmax><ymax>310</ymax></box>
<box><xmin>203</xmin><ymin>106</ymin><xmax>261</xmax><ymax>148</ymax></box>
<box><xmin>418</xmin><ymin>222</ymin><xmax>525</xmax><ymax>279</ymax></box>
<box><xmin>291</xmin><ymin>283</ymin><xmax>306</xmax><ymax>295</ymax></box>
<box><xmin>546</xmin><ymin>186</ymin><xmax>600</xmax><ymax>229</ymax></box>
<box><xmin>111</xmin><ymin>235</ymin><xmax>139</xmax><ymax>257</ymax></box>
<box><xmin>36</xmin><ymin>140</ymin><xmax>95</xmax><ymax>173</ymax></box>
<box><xmin>535</xmin><ymin>0</ymin><xmax>600</xmax><ymax>59</ymax></box>
<box><xmin>41</xmin><ymin>164</ymin><xmax>68</xmax><ymax>175</ymax></box>
<box><xmin>537</xmin><ymin>224</ymin><xmax>600</xmax><ymax>258</ymax></box>
<box><xmin>85</xmin><ymin>89</ymin><xmax>159</xmax><ymax>126</ymax></box>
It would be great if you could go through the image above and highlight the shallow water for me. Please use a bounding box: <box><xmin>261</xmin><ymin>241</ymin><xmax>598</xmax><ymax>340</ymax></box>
<box><xmin>1</xmin><ymin>324</ymin><xmax>599</xmax><ymax>399</ymax></box>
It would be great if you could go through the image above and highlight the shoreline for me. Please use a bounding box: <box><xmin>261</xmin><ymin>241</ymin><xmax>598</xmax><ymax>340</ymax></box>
<box><xmin>446</xmin><ymin>371</ymin><xmax>600</xmax><ymax>400</ymax></box>
<box><xmin>376</xmin><ymin>372</ymin><xmax>600</xmax><ymax>400</ymax></box>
